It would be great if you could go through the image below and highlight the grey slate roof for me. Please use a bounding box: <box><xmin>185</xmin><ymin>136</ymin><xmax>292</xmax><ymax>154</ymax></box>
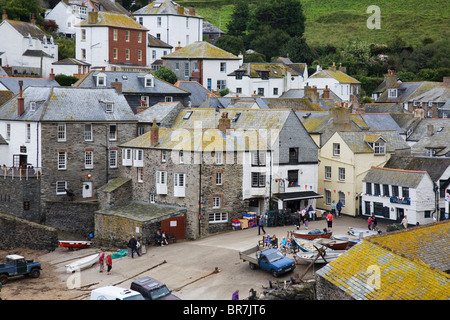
<box><xmin>174</xmin><ymin>80</ymin><xmax>216</xmax><ymax>107</ymax></box>
<box><xmin>0</xmin><ymin>86</ymin><xmax>137</xmax><ymax>122</ymax></box>
<box><xmin>52</xmin><ymin>58</ymin><xmax>91</xmax><ymax>66</ymax></box>
<box><xmin>75</xmin><ymin>71</ymin><xmax>189</xmax><ymax>95</ymax></box>
<box><xmin>136</xmin><ymin>101</ymin><xmax>183</xmax><ymax>126</ymax></box>
<box><xmin>0</xmin><ymin>77</ymin><xmax>60</xmax><ymax>94</ymax></box>
<box><xmin>362</xmin><ymin>166</ymin><xmax>427</xmax><ymax>189</ymax></box>
<box><xmin>338</xmin><ymin>131</ymin><xmax>410</xmax><ymax>153</ymax></box>
<box><xmin>385</xmin><ymin>155</ymin><xmax>450</xmax><ymax>182</ymax></box>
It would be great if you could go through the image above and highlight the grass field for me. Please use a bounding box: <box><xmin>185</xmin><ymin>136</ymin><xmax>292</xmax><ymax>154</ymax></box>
<box><xmin>179</xmin><ymin>0</ymin><xmax>450</xmax><ymax>48</ymax></box>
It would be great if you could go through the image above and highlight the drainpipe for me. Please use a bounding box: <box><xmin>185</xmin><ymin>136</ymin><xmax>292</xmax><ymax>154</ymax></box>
<box><xmin>433</xmin><ymin>183</ymin><xmax>440</xmax><ymax>221</ymax></box>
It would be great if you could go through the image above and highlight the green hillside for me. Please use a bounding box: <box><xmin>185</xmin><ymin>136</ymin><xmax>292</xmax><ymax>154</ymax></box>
<box><xmin>180</xmin><ymin>0</ymin><xmax>450</xmax><ymax>48</ymax></box>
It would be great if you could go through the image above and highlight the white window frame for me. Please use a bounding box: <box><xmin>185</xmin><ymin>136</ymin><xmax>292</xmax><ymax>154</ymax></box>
<box><xmin>209</xmin><ymin>212</ymin><xmax>228</xmax><ymax>224</ymax></box>
<box><xmin>325</xmin><ymin>166</ymin><xmax>331</xmax><ymax>180</ymax></box>
<box><xmin>85</xmin><ymin>151</ymin><xmax>93</xmax><ymax>169</ymax></box>
<box><xmin>161</xmin><ymin>150</ymin><xmax>167</xmax><ymax>162</ymax></box>
<box><xmin>388</xmin><ymin>88</ymin><xmax>397</xmax><ymax>98</ymax></box>
<box><xmin>216</xmin><ymin>172</ymin><xmax>222</xmax><ymax>185</ymax></box>
<box><xmin>134</xmin><ymin>149</ymin><xmax>144</xmax><ymax>167</ymax></box>
<box><xmin>339</xmin><ymin>167</ymin><xmax>345</xmax><ymax>181</ymax></box>
<box><xmin>213</xmin><ymin>197</ymin><xmax>221</xmax><ymax>208</ymax></box>
<box><xmin>57</xmin><ymin>123</ymin><xmax>66</xmax><ymax>142</ymax></box>
<box><xmin>215</xmin><ymin>151</ymin><xmax>223</xmax><ymax>164</ymax></box>
<box><xmin>333</xmin><ymin>143</ymin><xmax>340</xmax><ymax>156</ymax></box>
<box><xmin>122</xmin><ymin>148</ymin><xmax>132</xmax><ymax>166</ymax></box>
<box><xmin>6</xmin><ymin>123</ymin><xmax>10</xmax><ymax>140</ymax></box>
<box><xmin>109</xmin><ymin>150</ymin><xmax>118</xmax><ymax>168</ymax></box>
<box><xmin>58</xmin><ymin>151</ymin><xmax>67</xmax><ymax>170</ymax></box>
<box><xmin>156</xmin><ymin>170</ymin><xmax>167</xmax><ymax>194</ymax></box>
<box><xmin>179</xmin><ymin>150</ymin><xmax>184</xmax><ymax>164</ymax></box>
<box><xmin>374</xmin><ymin>142</ymin><xmax>386</xmax><ymax>154</ymax></box>
<box><xmin>326</xmin><ymin>190</ymin><xmax>331</xmax><ymax>205</ymax></box>
<box><xmin>137</xmin><ymin>167</ymin><xmax>144</xmax><ymax>183</ymax></box>
<box><xmin>84</xmin><ymin>124</ymin><xmax>93</xmax><ymax>141</ymax></box>
<box><xmin>174</xmin><ymin>172</ymin><xmax>186</xmax><ymax>197</ymax></box>
<box><xmin>109</xmin><ymin>124</ymin><xmax>117</xmax><ymax>141</ymax></box>
<box><xmin>56</xmin><ymin>181</ymin><xmax>67</xmax><ymax>195</ymax></box>
<box><xmin>26</xmin><ymin>123</ymin><xmax>31</xmax><ymax>141</ymax></box>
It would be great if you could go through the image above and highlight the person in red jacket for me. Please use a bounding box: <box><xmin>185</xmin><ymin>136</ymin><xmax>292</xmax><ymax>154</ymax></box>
<box><xmin>326</xmin><ymin>211</ymin><xmax>333</xmax><ymax>231</ymax></box>
<box><xmin>106</xmin><ymin>253</ymin><xmax>112</xmax><ymax>275</ymax></box>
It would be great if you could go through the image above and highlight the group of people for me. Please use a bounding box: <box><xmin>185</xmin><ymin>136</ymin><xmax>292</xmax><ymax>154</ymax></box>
<box><xmin>331</xmin><ymin>200</ymin><xmax>344</xmax><ymax>217</ymax></box>
<box><xmin>263</xmin><ymin>234</ymin><xmax>278</xmax><ymax>248</ymax></box>
<box><xmin>367</xmin><ymin>213</ymin><xmax>378</xmax><ymax>230</ymax></box>
<box><xmin>98</xmin><ymin>252</ymin><xmax>113</xmax><ymax>275</ymax></box>
<box><xmin>295</xmin><ymin>205</ymin><xmax>315</xmax><ymax>230</ymax></box>
<box><xmin>155</xmin><ymin>230</ymin><xmax>169</xmax><ymax>246</ymax></box>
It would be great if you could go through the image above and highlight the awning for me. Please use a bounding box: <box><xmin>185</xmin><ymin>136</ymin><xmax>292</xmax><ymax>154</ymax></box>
<box><xmin>273</xmin><ymin>191</ymin><xmax>323</xmax><ymax>201</ymax></box>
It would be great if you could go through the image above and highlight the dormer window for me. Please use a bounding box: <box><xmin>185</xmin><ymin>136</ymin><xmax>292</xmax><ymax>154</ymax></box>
<box><xmin>374</xmin><ymin>141</ymin><xmax>386</xmax><ymax>154</ymax></box>
<box><xmin>144</xmin><ymin>75</ymin><xmax>154</xmax><ymax>88</ymax></box>
<box><xmin>29</xmin><ymin>101</ymin><xmax>36</xmax><ymax>111</ymax></box>
<box><xmin>97</xmin><ymin>73</ymin><xmax>106</xmax><ymax>86</ymax></box>
<box><xmin>259</xmin><ymin>71</ymin><xmax>269</xmax><ymax>80</ymax></box>
<box><xmin>388</xmin><ymin>88</ymin><xmax>397</xmax><ymax>98</ymax></box>
<box><xmin>105</xmin><ymin>103</ymin><xmax>114</xmax><ymax>113</ymax></box>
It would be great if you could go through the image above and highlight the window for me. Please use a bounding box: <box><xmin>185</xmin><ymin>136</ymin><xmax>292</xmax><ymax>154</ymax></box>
<box><xmin>150</xmin><ymin>194</ymin><xmax>155</xmax><ymax>203</ymax></box>
<box><xmin>338</xmin><ymin>191</ymin><xmax>345</xmax><ymax>206</ymax></box>
<box><xmin>156</xmin><ymin>171</ymin><xmax>167</xmax><ymax>194</ymax></box>
<box><xmin>251</xmin><ymin>151</ymin><xmax>265</xmax><ymax>166</ymax></box>
<box><xmin>220</xmin><ymin>62</ymin><xmax>226</xmax><ymax>72</ymax></box>
<box><xmin>81</xmin><ymin>48</ymin><xmax>86</xmax><ymax>60</ymax></box>
<box><xmin>105</xmin><ymin>103</ymin><xmax>114</xmax><ymax>113</ymax></box>
<box><xmin>366</xmin><ymin>182</ymin><xmax>372</xmax><ymax>195</ymax></box>
<box><xmin>152</xmin><ymin>50</ymin><xmax>156</xmax><ymax>60</ymax></box>
<box><xmin>209</xmin><ymin>212</ymin><xmax>228</xmax><ymax>223</ymax></box>
<box><xmin>216</xmin><ymin>172</ymin><xmax>222</xmax><ymax>185</ymax></box>
<box><xmin>134</xmin><ymin>149</ymin><xmax>144</xmax><ymax>167</ymax></box>
<box><xmin>235</xmin><ymin>71</ymin><xmax>243</xmax><ymax>80</ymax></box>
<box><xmin>97</xmin><ymin>76</ymin><xmax>106</xmax><ymax>86</ymax></box>
<box><xmin>174</xmin><ymin>173</ymin><xmax>186</xmax><ymax>197</ymax></box>
<box><xmin>374</xmin><ymin>183</ymin><xmax>381</xmax><ymax>196</ymax></box>
<box><xmin>30</xmin><ymin>101</ymin><xmax>36</xmax><ymax>111</ymax></box>
<box><xmin>26</xmin><ymin>124</ymin><xmax>31</xmax><ymax>141</ymax></box>
<box><xmin>325</xmin><ymin>166</ymin><xmax>331</xmax><ymax>180</ymax></box>
<box><xmin>56</xmin><ymin>181</ymin><xmax>67</xmax><ymax>195</ymax></box>
<box><xmin>157</xmin><ymin>17</ymin><xmax>162</xmax><ymax>27</ymax></box>
<box><xmin>79</xmin><ymin>6</ymin><xmax>87</xmax><ymax>15</ymax></box>
<box><xmin>217</xmin><ymin>80</ymin><xmax>226</xmax><ymax>90</ymax></box>
<box><xmin>213</xmin><ymin>197</ymin><xmax>221</xmax><ymax>208</ymax></box>
<box><xmin>109</xmin><ymin>124</ymin><xmax>117</xmax><ymax>141</ymax></box>
<box><xmin>125</xmin><ymin>49</ymin><xmax>130</xmax><ymax>60</ymax></box>
<box><xmin>289</xmin><ymin>148</ymin><xmax>298</xmax><ymax>163</ymax></box>
<box><xmin>113</xmin><ymin>48</ymin><xmax>118</xmax><ymax>60</ymax></box>
<box><xmin>109</xmin><ymin>150</ymin><xmax>118</xmax><ymax>168</ymax></box>
<box><xmin>392</xmin><ymin>185</ymin><xmax>399</xmax><ymax>197</ymax></box>
<box><xmin>374</xmin><ymin>142</ymin><xmax>385</xmax><ymax>154</ymax></box>
<box><xmin>383</xmin><ymin>184</ymin><xmax>390</xmax><ymax>197</ymax></box>
<box><xmin>186</xmin><ymin>17</ymin><xmax>189</xmax><ymax>28</ymax></box>
<box><xmin>333</xmin><ymin>143</ymin><xmax>340</xmax><ymax>156</ymax></box>
<box><xmin>6</xmin><ymin>123</ymin><xmax>10</xmax><ymax>140</ymax></box>
<box><xmin>215</xmin><ymin>152</ymin><xmax>223</xmax><ymax>164</ymax></box>
<box><xmin>125</xmin><ymin>30</ymin><xmax>130</xmax><ymax>42</ymax></box>
<box><xmin>165</xmin><ymin>96</ymin><xmax>173</xmax><ymax>102</ymax></box>
<box><xmin>84</xmin><ymin>124</ymin><xmax>92</xmax><ymax>141</ymax></box>
<box><xmin>175</xmin><ymin>63</ymin><xmax>179</xmax><ymax>70</ymax></box>
<box><xmin>138</xmin><ymin>50</ymin><xmax>142</xmax><ymax>61</ymax></box>
<box><xmin>161</xmin><ymin>150</ymin><xmax>167</xmax><ymax>162</ymax></box>
<box><xmin>402</xmin><ymin>187</ymin><xmax>409</xmax><ymax>198</ymax></box>
<box><xmin>137</xmin><ymin>167</ymin><xmax>144</xmax><ymax>183</ymax></box>
<box><xmin>138</xmin><ymin>17</ymin><xmax>143</xmax><ymax>25</ymax></box>
<box><xmin>338</xmin><ymin>167</ymin><xmax>345</xmax><ymax>181</ymax></box>
<box><xmin>145</xmin><ymin>77</ymin><xmax>153</xmax><ymax>87</ymax></box>
<box><xmin>138</xmin><ymin>32</ymin><xmax>142</xmax><ymax>43</ymax></box>
<box><xmin>58</xmin><ymin>152</ymin><xmax>67</xmax><ymax>170</ymax></box>
<box><xmin>85</xmin><ymin>151</ymin><xmax>93</xmax><ymax>169</ymax></box>
<box><xmin>273</xmin><ymin>88</ymin><xmax>278</xmax><ymax>95</ymax></box>
<box><xmin>184</xmin><ymin>63</ymin><xmax>189</xmax><ymax>77</ymax></box>
<box><xmin>179</xmin><ymin>150</ymin><xmax>184</xmax><ymax>164</ymax></box>
<box><xmin>251</xmin><ymin>172</ymin><xmax>265</xmax><ymax>188</ymax></box>
<box><xmin>236</xmin><ymin>88</ymin><xmax>242</xmax><ymax>94</ymax></box>
<box><xmin>287</xmin><ymin>170</ymin><xmax>298</xmax><ymax>187</ymax></box>
<box><xmin>57</xmin><ymin>124</ymin><xmax>66</xmax><ymax>142</ymax></box>
<box><xmin>81</xmin><ymin>29</ymin><xmax>86</xmax><ymax>41</ymax></box>
<box><xmin>388</xmin><ymin>88</ymin><xmax>397</xmax><ymax>98</ymax></box>
<box><xmin>326</xmin><ymin>190</ymin><xmax>331</xmax><ymax>204</ymax></box>
<box><xmin>113</xmin><ymin>29</ymin><xmax>118</xmax><ymax>41</ymax></box>
<box><xmin>156</xmin><ymin>33</ymin><xmax>161</xmax><ymax>40</ymax></box>
<box><xmin>122</xmin><ymin>148</ymin><xmax>132</xmax><ymax>166</ymax></box>
<box><xmin>257</xmin><ymin>88</ymin><xmax>264</xmax><ymax>96</ymax></box>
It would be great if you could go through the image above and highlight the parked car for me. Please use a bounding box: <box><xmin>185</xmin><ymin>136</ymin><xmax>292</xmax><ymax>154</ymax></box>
<box><xmin>239</xmin><ymin>246</ymin><xmax>296</xmax><ymax>277</ymax></box>
<box><xmin>130</xmin><ymin>276</ymin><xmax>180</xmax><ymax>300</ymax></box>
<box><xmin>0</xmin><ymin>254</ymin><xmax>42</xmax><ymax>284</ymax></box>
<box><xmin>90</xmin><ymin>286</ymin><xmax>144</xmax><ymax>300</ymax></box>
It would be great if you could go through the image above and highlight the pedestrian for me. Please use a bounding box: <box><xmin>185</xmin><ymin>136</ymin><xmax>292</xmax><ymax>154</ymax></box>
<box><xmin>127</xmin><ymin>235</ymin><xmax>140</xmax><ymax>258</ymax></box>
<box><xmin>304</xmin><ymin>209</ymin><xmax>310</xmax><ymax>229</ymax></box>
<box><xmin>98</xmin><ymin>252</ymin><xmax>105</xmax><ymax>273</ymax></box>
<box><xmin>367</xmin><ymin>216</ymin><xmax>372</xmax><ymax>230</ymax></box>
<box><xmin>402</xmin><ymin>215</ymin><xmax>408</xmax><ymax>229</ymax></box>
<box><xmin>161</xmin><ymin>232</ymin><xmax>169</xmax><ymax>246</ymax></box>
<box><xmin>371</xmin><ymin>213</ymin><xmax>377</xmax><ymax>230</ymax></box>
<box><xmin>232</xmin><ymin>290</ymin><xmax>239</xmax><ymax>300</ymax></box>
<box><xmin>106</xmin><ymin>253</ymin><xmax>112</xmax><ymax>275</ymax></box>
<box><xmin>336</xmin><ymin>200</ymin><xmax>344</xmax><ymax>216</ymax></box>
<box><xmin>300</xmin><ymin>207</ymin><xmax>306</xmax><ymax>226</ymax></box>
<box><xmin>326</xmin><ymin>211</ymin><xmax>333</xmax><ymax>231</ymax></box>
<box><xmin>295</xmin><ymin>210</ymin><xmax>301</xmax><ymax>230</ymax></box>
<box><xmin>258</xmin><ymin>215</ymin><xmax>266</xmax><ymax>235</ymax></box>
<box><xmin>331</xmin><ymin>200</ymin><xmax>336</xmax><ymax>217</ymax></box>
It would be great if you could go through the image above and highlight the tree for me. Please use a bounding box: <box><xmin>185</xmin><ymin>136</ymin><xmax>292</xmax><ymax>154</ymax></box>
<box><xmin>226</xmin><ymin>0</ymin><xmax>249</xmax><ymax>38</ymax></box>
<box><xmin>249</xmin><ymin>26</ymin><xmax>290</xmax><ymax>62</ymax></box>
<box><xmin>56</xmin><ymin>38</ymin><xmax>75</xmax><ymax>60</ymax></box>
<box><xmin>55</xmin><ymin>74</ymin><xmax>79</xmax><ymax>86</ymax></box>
<box><xmin>280</xmin><ymin>36</ymin><xmax>317</xmax><ymax>64</ymax></box>
<box><xmin>0</xmin><ymin>0</ymin><xmax>44</xmax><ymax>24</ymax></box>
<box><xmin>153</xmin><ymin>67</ymin><xmax>177</xmax><ymax>84</ymax></box>
<box><xmin>214</xmin><ymin>35</ymin><xmax>245</xmax><ymax>56</ymax></box>
<box><xmin>340</xmin><ymin>39</ymin><xmax>372</xmax><ymax>75</ymax></box>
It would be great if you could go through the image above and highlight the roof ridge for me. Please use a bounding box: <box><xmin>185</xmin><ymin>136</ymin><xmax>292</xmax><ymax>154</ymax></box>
<box><xmin>371</xmin><ymin>166</ymin><xmax>427</xmax><ymax>174</ymax></box>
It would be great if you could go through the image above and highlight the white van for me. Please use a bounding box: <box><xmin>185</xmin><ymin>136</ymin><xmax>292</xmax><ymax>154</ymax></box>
<box><xmin>90</xmin><ymin>286</ymin><xmax>144</xmax><ymax>300</ymax></box>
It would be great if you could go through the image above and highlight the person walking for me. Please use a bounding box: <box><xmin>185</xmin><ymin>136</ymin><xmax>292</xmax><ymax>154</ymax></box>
<box><xmin>98</xmin><ymin>252</ymin><xmax>105</xmax><ymax>273</ymax></box>
<box><xmin>331</xmin><ymin>200</ymin><xmax>336</xmax><ymax>217</ymax></box>
<box><xmin>127</xmin><ymin>235</ymin><xmax>140</xmax><ymax>258</ymax></box>
<box><xmin>326</xmin><ymin>211</ymin><xmax>333</xmax><ymax>232</ymax></box>
<box><xmin>336</xmin><ymin>200</ymin><xmax>344</xmax><ymax>216</ymax></box>
<box><xmin>232</xmin><ymin>290</ymin><xmax>239</xmax><ymax>300</ymax></box>
<box><xmin>371</xmin><ymin>213</ymin><xmax>377</xmax><ymax>230</ymax></box>
<box><xmin>402</xmin><ymin>215</ymin><xmax>408</xmax><ymax>229</ymax></box>
<box><xmin>367</xmin><ymin>216</ymin><xmax>372</xmax><ymax>230</ymax></box>
<box><xmin>106</xmin><ymin>253</ymin><xmax>112</xmax><ymax>275</ymax></box>
<box><xmin>258</xmin><ymin>215</ymin><xmax>266</xmax><ymax>235</ymax></box>
<box><xmin>304</xmin><ymin>209</ymin><xmax>310</xmax><ymax>229</ymax></box>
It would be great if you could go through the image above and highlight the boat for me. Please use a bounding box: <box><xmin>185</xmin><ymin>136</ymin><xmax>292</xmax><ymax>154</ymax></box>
<box><xmin>293</xmin><ymin>237</ymin><xmax>328</xmax><ymax>252</ymax></box>
<box><xmin>312</xmin><ymin>237</ymin><xmax>348</xmax><ymax>250</ymax></box>
<box><xmin>296</xmin><ymin>250</ymin><xmax>345</xmax><ymax>264</ymax></box>
<box><xmin>331</xmin><ymin>235</ymin><xmax>360</xmax><ymax>247</ymax></box>
<box><xmin>59</xmin><ymin>240</ymin><xmax>92</xmax><ymax>250</ymax></box>
<box><xmin>291</xmin><ymin>228</ymin><xmax>332</xmax><ymax>240</ymax></box>
<box><xmin>348</xmin><ymin>227</ymin><xmax>381</xmax><ymax>238</ymax></box>
<box><xmin>65</xmin><ymin>253</ymin><xmax>100</xmax><ymax>273</ymax></box>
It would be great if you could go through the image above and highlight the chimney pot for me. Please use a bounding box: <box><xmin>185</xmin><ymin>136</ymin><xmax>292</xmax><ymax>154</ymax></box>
<box><xmin>17</xmin><ymin>80</ymin><xmax>25</xmax><ymax>116</ymax></box>
<box><xmin>2</xmin><ymin>9</ymin><xmax>7</xmax><ymax>21</ymax></box>
<box><xmin>150</xmin><ymin>119</ymin><xmax>159</xmax><ymax>146</ymax></box>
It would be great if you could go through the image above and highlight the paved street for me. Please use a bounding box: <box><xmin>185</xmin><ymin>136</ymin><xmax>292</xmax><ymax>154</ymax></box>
<box><xmin>33</xmin><ymin>215</ymin><xmax>382</xmax><ymax>300</ymax></box>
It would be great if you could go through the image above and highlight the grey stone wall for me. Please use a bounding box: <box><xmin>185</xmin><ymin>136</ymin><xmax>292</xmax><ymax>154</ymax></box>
<box><xmin>0</xmin><ymin>213</ymin><xmax>58</xmax><ymax>251</ymax></box>
<box><xmin>315</xmin><ymin>274</ymin><xmax>354</xmax><ymax>300</ymax></box>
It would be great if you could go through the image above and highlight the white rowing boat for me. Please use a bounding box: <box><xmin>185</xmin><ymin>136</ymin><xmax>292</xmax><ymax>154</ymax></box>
<box><xmin>65</xmin><ymin>253</ymin><xmax>100</xmax><ymax>273</ymax></box>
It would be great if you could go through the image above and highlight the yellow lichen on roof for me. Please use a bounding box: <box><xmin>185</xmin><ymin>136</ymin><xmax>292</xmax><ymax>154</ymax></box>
<box><xmin>79</xmin><ymin>11</ymin><xmax>148</xmax><ymax>30</ymax></box>
<box><xmin>310</xmin><ymin>70</ymin><xmax>360</xmax><ymax>84</ymax></box>
<box><xmin>163</xmin><ymin>41</ymin><xmax>239</xmax><ymax>60</ymax></box>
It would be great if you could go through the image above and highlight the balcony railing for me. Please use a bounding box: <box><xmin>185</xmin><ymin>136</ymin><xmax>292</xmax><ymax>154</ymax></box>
<box><xmin>390</xmin><ymin>196</ymin><xmax>410</xmax><ymax>205</ymax></box>
<box><xmin>1</xmin><ymin>166</ymin><xmax>42</xmax><ymax>180</ymax></box>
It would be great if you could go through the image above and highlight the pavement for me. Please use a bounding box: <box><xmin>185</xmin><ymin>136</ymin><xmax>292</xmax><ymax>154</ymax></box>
<box><xmin>38</xmin><ymin>214</ymin><xmax>383</xmax><ymax>300</ymax></box>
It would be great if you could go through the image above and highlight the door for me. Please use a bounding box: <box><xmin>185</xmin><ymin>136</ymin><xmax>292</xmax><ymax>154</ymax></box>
<box><xmin>161</xmin><ymin>214</ymin><xmax>185</xmax><ymax>240</ymax></box>
<box><xmin>82</xmin><ymin>182</ymin><xmax>93</xmax><ymax>198</ymax></box>
<box><xmin>396</xmin><ymin>208</ymin><xmax>404</xmax><ymax>223</ymax></box>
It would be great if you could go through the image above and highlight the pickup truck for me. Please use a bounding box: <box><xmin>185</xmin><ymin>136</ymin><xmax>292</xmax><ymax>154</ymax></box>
<box><xmin>0</xmin><ymin>254</ymin><xmax>42</xmax><ymax>284</ymax></box>
<box><xmin>130</xmin><ymin>276</ymin><xmax>180</xmax><ymax>300</ymax></box>
<box><xmin>239</xmin><ymin>245</ymin><xmax>295</xmax><ymax>277</ymax></box>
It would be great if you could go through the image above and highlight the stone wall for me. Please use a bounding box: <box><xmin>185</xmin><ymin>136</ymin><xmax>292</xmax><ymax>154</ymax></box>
<box><xmin>0</xmin><ymin>213</ymin><xmax>58</xmax><ymax>251</ymax></box>
<box><xmin>315</xmin><ymin>274</ymin><xmax>354</xmax><ymax>300</ymax></box>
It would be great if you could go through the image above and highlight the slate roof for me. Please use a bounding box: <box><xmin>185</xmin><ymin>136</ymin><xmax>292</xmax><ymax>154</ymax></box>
<box><xmin>362</xmin><ymin>166</ymin><xmax>428</xmax><ymax>188</ymax></box>
<box><xmin>162</xmin><ymin>41</ymin><xmax>240</xmax><ymax>60</ymax></box>
<box><xmin>0</xmin><ymin>86</ymin><xmax>136</xmax><ymax>122</ymax></box>
<box><xmin>174</xmin><ymin>80</ymin><xmax>217</xmax><ymax>107</ymax></box>
<box><xmin>148</xmin><ymin>34</ymin><xmax>172</xmax><ymax>48</ymax></box>
<box><xmin>0</xmin><ymin>77</ymin><xmax>60</xmax><ymax>95</ymax></box>
<box><xmin>136</xmin><ymin>101</ymin><xmax>183</xmax><ymax>125</ymax></box>
<box><xmin>308</xmin><ymin>69</ymin><xmax>360</xmax><ymax>84</ymax></box>
<box><xmin>75</xmin><ymin>71</ymin><xmax>189</xmax><ymax>95</ymax></box>
<box><xmin>203</xmin><ymin>21</ymin><xmax>224</xmax><ymax>35</ymax></box>
<box><xmin>228</xmin><ymin>62</ymin><xmax>302</xmax><ymax>78</ymax></box>
<box><xmin>385</xmin><ymin>155</ymin><xmax>450</xmax><ymax>182</ymax></box>
<box><xmin>22</xmin><ymin>49</ymin><xmax>53</xmax><ymax>58</ymax></box>
<box><xmin>337</xmin><ymin>131</ymin><xmax>410</xmax><ymax>153</ymax></box>
<box><xmin>90</xmin><ymin>0</ymin><xmax>129</xmax><ymax>14</ymax></box>
<box><xmin>2</xmin><ymin>20</ymin><xmax>51</xmax><ymax>41</ymax></box>
<box><xmin>376</xmin><ymin>81</ymin><xmax>442</xmax><ymax>103</ymax></box>
<box><xmin>77</xmin><ymin>11</ymin><xmax>148</xmax><ymax>30</ymax></box>
<box><xmin>134</xmin><ymin>0</ymin><xmax>203</xmax><ymax>18</ymax></box>
<box><xmin>52</xmin><ymin>58</ymin><xmax>91</xmax><ymax>66</ymax></box>
<box><xmin>316</xmin><ymin>221</ymin><xmax>450</xmax><ymax>300</ymax></box>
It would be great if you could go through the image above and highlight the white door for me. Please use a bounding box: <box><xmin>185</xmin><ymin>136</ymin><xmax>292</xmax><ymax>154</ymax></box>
<box><xmin>82</xmin><ymin>182</ymin><xmax>93</xmax><ymax>198</ymax></box>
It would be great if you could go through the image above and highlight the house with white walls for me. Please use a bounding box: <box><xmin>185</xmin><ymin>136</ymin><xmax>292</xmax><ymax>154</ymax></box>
<box><xmin>133</xmin><ymin>0</ymin><xmax>203</xmax><ymax>49</ymax></box>
<box><xmin>75</xmin><ymin>11</ymin><xmax>148</xmax><ymax>71</ymax></box>
<box><xmin>0</xmin><ymin>12</ymin><xmax>58</xmax><ymax>78</ymax></box>
<box><xmin>147</xmin><ymin>33</ymin><xmax>173</xmax><ymax>67</ymax></box>
<box><xmin>162</xmin><ymin>41</ymin><xmax>241</xmax><ymax>93</ymax></box>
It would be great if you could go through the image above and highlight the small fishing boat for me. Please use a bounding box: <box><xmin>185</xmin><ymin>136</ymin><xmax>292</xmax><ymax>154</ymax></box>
<box><xmin>292</xmin><ymin>228</ymin><xmax>332</xmax><ymax>240</ymax></box>
<box><xmin>348</xmin><ymin>227</ymin><xmax>381</xmax><ymax>238</ymax></box>
<box><xmin>59</xmin><ymin>240</ymin><xmax>92</xmax><ymax>250</ymax></box>
<box><xmin>293</xmin><ymin>237</ymin><xmax>328</xmax><ymax>252</ymax></box>
<box><xmin>312</xmin><ymin>237</ymin><xmax>348</xmax><ymax>250</ymax></box>
<box><xmin>65</xmin><ymin>253</ymin><xmax>99</xmax><ymax>273</ymax></box>
<box><xmin>296</xmin><ymin>250</ymin><xmax>345</xmax><ymax>264</ymax></box>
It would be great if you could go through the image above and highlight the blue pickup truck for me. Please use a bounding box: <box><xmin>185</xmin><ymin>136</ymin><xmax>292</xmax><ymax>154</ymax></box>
<box><xmin>0</xmin><ymin>255</ymin><xmax>42</xmax><ymax>284</ymax></box>
<box><xmin>239</xmin><ymin>246</ymin><xmax>296</xmax><ymax>277</ymax></box>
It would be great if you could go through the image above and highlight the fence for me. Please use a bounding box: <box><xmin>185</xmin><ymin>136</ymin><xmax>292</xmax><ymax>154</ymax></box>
<box><xmin>1</xmin><ymin>166</ymin><xmax>42</xmax><ymax>180</ymax></box>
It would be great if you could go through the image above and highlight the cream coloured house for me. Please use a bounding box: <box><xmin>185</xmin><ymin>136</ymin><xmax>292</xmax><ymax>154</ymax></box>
<box><xmin>316</xmin><ymin>129</ymin><xmax>410</xmax><ymax>216</ymax></box>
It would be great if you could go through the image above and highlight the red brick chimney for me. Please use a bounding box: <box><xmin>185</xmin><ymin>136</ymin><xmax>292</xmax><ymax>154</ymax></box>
<box><xmin>2</xmin><ymin>10</ymin><xmax>7</xmax><ymax>21</ymax></box>
<box><xmin>110</xmin><ymin>81</ymin><xmax>122</xmax><ymax>94</ymax></box>
<box><xmin>17</xmin><ymin>80</ymin><xmax>24</xmax><ymax>116</ymax></box>
<box><xmin>218</xmin><ymin>112</ymin><xmax>231</xmax><ymax>132</ymax></box>
<box><xmin>323</xmin><ymin>85</ymin><xmax>330</xmax><ymax>99</ymax></box>
<box><xmin>31</xmin><ymin>13</ymin><xmax>36</xmax><ymax>25</ymax></box>
<box><xmin>150</xmin><ymin>118</ymin><xmax>159</xmax><ymax>146</ymax></box>
<box><xmin>49</xmin><ymin>68</ymin><xmax>55</xmax><ymax>80</ymax></box>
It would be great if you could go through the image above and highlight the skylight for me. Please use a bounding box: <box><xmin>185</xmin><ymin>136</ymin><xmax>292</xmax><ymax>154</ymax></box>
<box><xmin>183</xmin><ymin>111</ymin><xmax>193</xmax><ymax>120</ymax></box>
<box><xmin>154</xmin><ymin>2</ymin><xmax>162</xmax><ymax>8</ymax></box>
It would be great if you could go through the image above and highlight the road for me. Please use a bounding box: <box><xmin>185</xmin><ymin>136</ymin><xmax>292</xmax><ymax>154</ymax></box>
<box><xmin>1</xmin><ymin>215</ymin><xmax>381</xmax><ymax>300</ymax></box>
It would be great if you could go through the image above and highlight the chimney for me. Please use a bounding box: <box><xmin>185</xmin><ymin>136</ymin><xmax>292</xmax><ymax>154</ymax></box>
<box><xmin>323</xmin><ymin>85</ymin><xmax>330</xmax><ymax>99</ymax></box>
<box><xmin>189</xmin><ymin>6</ymin><xmax>196</xmax><ymax>16</ymax></box>
<box><xmin>338</xmin><ymin>62</ymin><xmax>346</xmax><ymax>73</ymax></box>
<box><xmin>231</xmin><ymin>95</ymin><xmax>240</xmax><ymax>105</ymax></box>
<box><xmin>31</xmin><ymin>13</ymin><xmax>36</xmax><ymax>25</ymax></box>
<box><xmin>111</xmin><ymin>81</ymin><xmax>122</xmax><ymax>94</ymax></box>
<box><xmin>427</xmin><ymin>124</ymin><xmax>434</xmax><ymax>136</ymax></box>
<box><xmin>328</xmin><ymin>62</ymin><xmax>336</xmax><ymax>71</ymax></box>
<box><xmin>2</xmin><ymin>10</ymin><xmax>7</xmax><ymax>21</ymax></box>
<box><xmin>177</xmin><ymin>6</ymin><xmax>185</xmax><ymax>15</ymax></box>
<box><xmin>17</xmin><ymin>80</ymin><xmax>25</xmax><ymax>116</ymax></box>
<box><xmin>49</xmin><ymin>68</ymin><xmax>55</xmax><ymax>80</ymax></box>
<box><xmin>88</xmin><ymin>11</ymin><xmax>98</xmax><ymax>24</ymax></box>
<box><xmin>175</xmin><ymin>41</ymin><xmax>182</xmax><ymax>51</ymax></box>
<box><xmin>218</xmin><ymin>112</ymin><xmax>231</xmax><ymax>132</ymax></box>
<box><xmin>443</xmin><ymin>77</ymin><xmax>450</xmax><ymax>86</ymax></box>
<box><xmin>150</xmin><ymin>119</ymin><xmax>159</xmax><ymax>146</ymax></box>
<box><xmin>330</xmin><ymin>102</ymin><xmax>351</xmax><ymax>126</ymax></box>
<box><xmin>385</xmin><ymin>70</ymin><xmax>397</xmax><ymax>88</ymax></box>
<box><xmin>316</xmin><ymin>62</ymin><xmax>322</xmax><ymax>72</ymax></box>
<box><xmin>413</xmin><ymin>108</ymin><xmax>424</xmax><ymax>119</ymax></box>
